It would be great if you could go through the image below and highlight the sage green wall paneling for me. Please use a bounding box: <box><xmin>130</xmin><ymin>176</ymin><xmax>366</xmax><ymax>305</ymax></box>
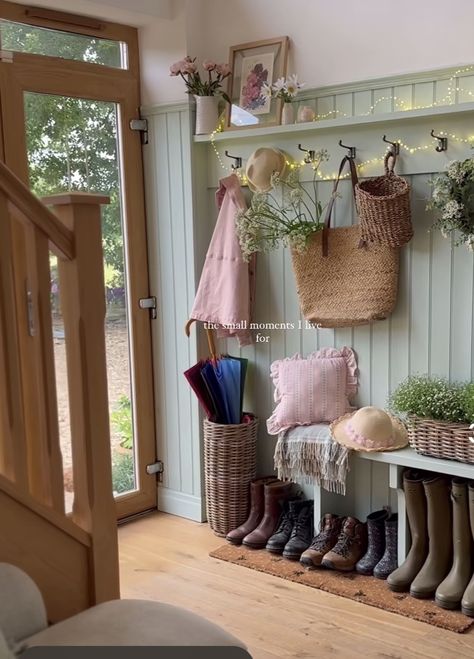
<box><xmin>354</xmin><ymin>90</ymin><xmax>372</xmax><ymax>117</ymax></box>
<box><xmin>316</xmin><ymin>95</ymin><xmax>335</xmax><ymax>120</ymax></box>
<box><xmin>458</xmin><ymin>75</ymin><xmax>474</xmax><ymax>104</ymax></box>
<box><xmin>373</xmin><ymin>88</ymin><xmax>393</xmax><ymax>115</ymax></box>
<box><xmin>435</xmin><ymin>80</ymin><xmax>454</xmax><ymax>107</ymax></box>
<box><xmin>414</xmin><ymin>82</ymin><xmax>435</xmax><ymax>110</ymax></box>
<box><xmin>335</xmin><ymin>93</ymin><xmax>353</xmax><ymax>120</ymax></box>
<box><xmin>393</xmin><ymin>84</ymin><xmax>413</xmax><ymax>112</ymax></box>
<box><xmin>142</xmin><ymin>69</ymin><xmax>474</xmax><ymax>521</ymax></box>
<box><xmin>143</xmin><ymin>104</ymin><xmax>204</xmax><ymax>521</ymax></box>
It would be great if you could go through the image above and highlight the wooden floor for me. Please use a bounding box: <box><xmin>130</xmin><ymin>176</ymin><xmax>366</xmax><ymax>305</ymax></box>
<box><xmin>119</xmin><ymin>512</ymin><xmax>474</xmax><ymax>659</ymax></box>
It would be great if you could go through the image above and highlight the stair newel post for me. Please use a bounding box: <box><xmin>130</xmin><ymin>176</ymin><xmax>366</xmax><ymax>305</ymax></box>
<box><xmin>43</xmin><ymin>192</ymin><xmax>120</xmax><ymax>604</ymax></box>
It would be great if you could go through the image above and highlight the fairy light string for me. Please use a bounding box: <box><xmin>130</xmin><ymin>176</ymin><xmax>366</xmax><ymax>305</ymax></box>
<box><xmin>209</xmin><ymin>65</ymin><xmax>474</xmax><ymax>182</ymax></box>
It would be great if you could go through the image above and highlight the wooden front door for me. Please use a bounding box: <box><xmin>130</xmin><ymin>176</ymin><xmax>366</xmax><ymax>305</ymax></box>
<box><xmin>0</xmin><ymin>1</ymin><xmax>157</xmax><ymax>519</ymax></box>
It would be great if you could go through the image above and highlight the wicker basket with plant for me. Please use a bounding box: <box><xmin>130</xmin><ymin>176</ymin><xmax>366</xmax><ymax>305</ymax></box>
<box><xmin>390</xmin><ymin>375</ymin><xmax>474</xmax><ymax>464</ymax></box>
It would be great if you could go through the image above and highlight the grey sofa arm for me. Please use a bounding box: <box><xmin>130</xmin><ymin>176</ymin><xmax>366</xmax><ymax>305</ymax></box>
<box><xmin>0</xmin><ymin>564</ymin><xmax>47</xmax><ymax>647</ymax></box>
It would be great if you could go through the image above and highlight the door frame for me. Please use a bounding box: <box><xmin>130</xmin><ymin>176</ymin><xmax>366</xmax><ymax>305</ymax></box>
<box><xmin>0</xmin><ymin>2</ymin><xmax>157</xmax><ymax>520</ymax></box>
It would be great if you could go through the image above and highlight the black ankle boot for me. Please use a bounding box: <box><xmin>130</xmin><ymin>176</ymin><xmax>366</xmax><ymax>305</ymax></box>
<box><xmin>283</xmin><ymin>500</ymin><xmax>314</xmax><ymax>560</ymax></box>
<box><xmin>266</xmin><ymin>498</ymin><xmax>300</xmax><ymax>554</ymax></box>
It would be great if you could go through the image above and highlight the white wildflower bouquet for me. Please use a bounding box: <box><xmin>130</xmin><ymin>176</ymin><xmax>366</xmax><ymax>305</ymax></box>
<box><xmin>262</xmin><ymin>74</ymin><xmax>304</xmax><ymax>103</ymax></box>
<box><xmin>236</xmin><ymin>149</ymin><xmax>329</xmax><ymax>261</ymax></box>
<box><xmin>428</xmin><ymin>158</ymin><xmax>474</xmax><ymax>250</ymax></box>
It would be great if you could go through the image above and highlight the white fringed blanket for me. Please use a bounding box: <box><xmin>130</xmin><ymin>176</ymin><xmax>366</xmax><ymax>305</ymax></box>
<box><xmin>274</xmin><ymin>423</ymin><xmax>350</xmax><ymax>495</ymax></box>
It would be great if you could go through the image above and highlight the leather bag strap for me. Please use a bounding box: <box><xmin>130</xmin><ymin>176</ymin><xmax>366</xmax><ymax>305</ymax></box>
<box><xmin>322</xmin><ymin>156</ymin><xmax>359</xmax><ymax>257</ymax></box>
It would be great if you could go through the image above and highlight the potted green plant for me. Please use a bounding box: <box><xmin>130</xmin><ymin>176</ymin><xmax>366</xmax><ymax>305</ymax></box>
<box><xmin>389</xmin><ymin>375</ymin><xmax>474</xmax><ymax>464</ymax></box>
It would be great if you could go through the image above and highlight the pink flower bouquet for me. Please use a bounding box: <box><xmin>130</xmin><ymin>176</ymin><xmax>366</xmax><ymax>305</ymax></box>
<box><xmin>170</xmin><ymin>56</ymin><xmax>231</xmax><ymax>100</ymax></box>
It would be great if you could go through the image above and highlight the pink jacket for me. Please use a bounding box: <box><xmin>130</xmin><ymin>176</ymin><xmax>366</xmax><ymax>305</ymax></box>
<box><xmin>190</xmin><ymin>174</ymin><xmax>255</xmax><ymax>347</ymax></box>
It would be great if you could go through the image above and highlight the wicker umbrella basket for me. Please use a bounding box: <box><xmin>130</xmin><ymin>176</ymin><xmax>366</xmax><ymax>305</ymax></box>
<box><xmin>355</xmin><ymin>152</ymin><xmax>413</xmax><ymax>247</ymax></box>
<box><xmin>204</xmin><ymin>417</ymin><xmax>258</xmax><ymax>537</ymax></box>
<box><xmin>407</xmin><ymin>415</ymin><xmax>474</xmax><ymax>464</ymax></box>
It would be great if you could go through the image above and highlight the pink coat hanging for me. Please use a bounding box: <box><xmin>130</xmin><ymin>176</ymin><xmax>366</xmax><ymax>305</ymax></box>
<box><xmin>189</xmin><ymin>173</ymin><xmax>255</xmax><ymax>347</ymax></box>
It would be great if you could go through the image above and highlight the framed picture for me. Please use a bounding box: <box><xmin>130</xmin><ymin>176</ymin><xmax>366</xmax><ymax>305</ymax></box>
<box><xmin>225</xmin><ymin>36</ymin><xmax>289</xmax><ymax>130</ymax></box>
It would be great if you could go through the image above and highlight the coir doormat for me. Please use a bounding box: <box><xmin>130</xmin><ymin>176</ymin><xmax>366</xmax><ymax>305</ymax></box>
<box><xmin>210</xmin><ymin>544</ymin><xmax>474</xmax><ymax>634</ymax></box>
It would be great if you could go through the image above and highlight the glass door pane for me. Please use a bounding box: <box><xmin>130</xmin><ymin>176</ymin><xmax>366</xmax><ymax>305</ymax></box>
<box><xmin>24</xmin><ymin>91</ymin><xmax>137</xmax><ymax>505</ymax></box>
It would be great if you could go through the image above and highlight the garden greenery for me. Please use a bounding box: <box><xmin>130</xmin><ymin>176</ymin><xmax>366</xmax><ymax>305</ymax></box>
<box><xmin>429</xmin><ymin>158</ymin><xmax>474</xmax><ymax>250</ymax></box>
<box><xmin>236</xmin><ymin>149</ymin><xmax>329</xmax><ymax>261</ymax></box>
<box><xmin>390</xmin><ymin>375</ymin><xmax>474</xmax><ymax>423</ymax></box>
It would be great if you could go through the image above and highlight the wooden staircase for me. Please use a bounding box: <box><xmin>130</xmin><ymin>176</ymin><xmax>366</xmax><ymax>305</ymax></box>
<box><xmin>0</xmin><ymin>161</ymin><xmax>119</xmax><ymax>622</ymax></box>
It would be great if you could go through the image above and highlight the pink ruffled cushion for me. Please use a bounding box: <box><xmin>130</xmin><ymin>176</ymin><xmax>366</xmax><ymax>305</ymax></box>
<box><xmin>267</xmin><ymin>347</ymin><xmax>358</xmax><ymax>435</ymax></box>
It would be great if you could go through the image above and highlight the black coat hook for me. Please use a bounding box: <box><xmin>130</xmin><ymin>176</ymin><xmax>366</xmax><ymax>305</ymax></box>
<box><xmin>297</xmin><ymin>143</ymin><xmax>316</xmax><ymax>164</ymax></box>
<box><xmin>224</xmin><ymin>150</ymin><xmax>242</xmax><ymax>170</ymax></box>
<box><xmin>431</xmin><ymin>129</ymin><xmax>448</xmax><ymax>152</ymax></box>
<box><xmin>338</xmin><ymin>140</ymin><xmax>356</xmax><ymax>159</ymax></box>
<box><xmin>382</xmin><ymin>135</ymin><xmax>400</xmax><ymax>156</ymax></box>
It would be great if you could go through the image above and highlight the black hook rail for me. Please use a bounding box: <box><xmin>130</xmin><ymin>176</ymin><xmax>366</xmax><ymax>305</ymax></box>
<box><xmin>224</xmin><ymin>150</ymin><xmax>242</xmax><ymax>170</ymax></box>
<box><xmin>338</xmin><ymin>139</ymin><xmax>356</xmax><ymax>159</ymax></box>
<box><xmin>382</xmin><ymin>135</ymin><xmax>400</xmax><ymax>156</ymax></box>
<box><xmin>297</xmin><ymin>143</ymin><xmax>316</xmax><ymax>164</ymax></box>
<box><xmin>430</xmin><ymin>129</ymin><xmax>448</xmax><ymax>152</ymax></box>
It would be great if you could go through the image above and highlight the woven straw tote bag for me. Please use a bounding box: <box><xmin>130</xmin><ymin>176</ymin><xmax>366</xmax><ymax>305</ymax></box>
<box><xmin>355</xmin><ymin>152</ymin><xmax>412</xmax><ymax>247</ymax></box>
<box><xmin>291</xmin><ymin>156</ymin><xmax>400</xmax><ymax>328</ymax></box>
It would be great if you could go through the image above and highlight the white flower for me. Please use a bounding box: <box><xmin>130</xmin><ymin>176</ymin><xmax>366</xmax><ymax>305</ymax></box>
<box><xmin>289</xmin><ymin>187</ymin><xmax>303</xmax><ymax>201</ymax></box>
<box><xmin>285</xmin><ymin>74</ymin><xmax>305</xmax><ymax>97</ymax></box>
<box><xmin>466</xmin><ymin>235</ymin><xmax>474</xmax><ymax>251</ymax></box>
<box><xmin>270</xmin><ymin>171</ymin><xmax>281</xmax><ymax>187</ymax></box>
<box><xmin>272</xmin><ymin>77</ymin><xmax>286</xmax><ymax>93</ymax></box>
<box><xmin>440</xmin><ymin>227</ymin><xmax>450</xmax><ymax>239</ymax></box>
<box><xmin>262</xmin><ymin>82</ymin><xmax>273</xmax><ymax>99</ymax></box>
<box><xmin>442</xmin><ymin>199</ymin><xmax>463</xmax><ymax>221</ymax></box>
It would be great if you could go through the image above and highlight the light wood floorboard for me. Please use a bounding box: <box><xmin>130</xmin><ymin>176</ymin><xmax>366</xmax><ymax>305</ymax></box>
<box><xmin>119</xmin><ymin>512</ymin><xmax>474</xmax><ymax>659</ymax></box>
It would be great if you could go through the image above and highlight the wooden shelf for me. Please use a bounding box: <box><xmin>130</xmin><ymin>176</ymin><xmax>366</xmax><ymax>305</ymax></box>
<box><xmin>194</xmin><ymin>103</ymin><xmax>474</xmax><ymax>143</ymax></box>
<box><xmin>356</xmin><ymin>446</ymin><xmax>474</xmax><ymax>479</ymax></box>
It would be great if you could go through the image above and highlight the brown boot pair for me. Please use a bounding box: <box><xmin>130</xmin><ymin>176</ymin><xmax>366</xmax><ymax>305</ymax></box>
<box><xmin>300</xmin><ymin>514</ymin><xmax>368</xmax><ymax>572</ymax></box>
<box><xmin>226</xmin><ymin>477</ymin><xmax>295</xmax><ymax>549</ymax></box>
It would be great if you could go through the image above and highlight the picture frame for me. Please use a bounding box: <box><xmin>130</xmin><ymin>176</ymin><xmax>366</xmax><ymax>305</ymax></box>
<box><xmin>225</xmin><ymin>36</ymin><xmax>289</xmax><ymax>130</ymax></box>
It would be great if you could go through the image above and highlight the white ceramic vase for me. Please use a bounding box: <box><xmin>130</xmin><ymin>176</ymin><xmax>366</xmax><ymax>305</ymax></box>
<box><xmin>194</xmin><ymin>95</ymin><xmax>219</xmax><ymax>135</ymax></box>
<box><xmin>281</xmin><ymin>102</ymin><xmax>295</xmax><ymax>125</ymax></box>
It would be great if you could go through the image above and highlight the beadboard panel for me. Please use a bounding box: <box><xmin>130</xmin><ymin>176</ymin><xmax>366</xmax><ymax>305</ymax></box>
<box><xmin>203</xmin><ymin>163</ymin><xmax>474</xmax><ymax>507</ymax></box>
<box><xmin>142</xmin><ymin>106</ymin><xmax>205</xmax><ymax>521</ymax></box>
<box><xmin>293</xmin><ymin>66</ymin><xmax>474</xmax><ymax>121</ymax></box>
<box><xmin>143</xmin><ymin>83</ymin><xmax>474</xmax><ymax>521</ymax></box>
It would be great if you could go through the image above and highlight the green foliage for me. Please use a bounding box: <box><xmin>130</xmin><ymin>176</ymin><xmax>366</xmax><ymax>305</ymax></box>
<box><xmin>111</xmin><ymin>451</ymin><xmax>135</xmax><ymax>494</ymax></box>
<box><xmin>111</xmin><ymin>395</ymin><xmax>133</xmax><ymax>450</ymax></box>
<box><xmin>428</xmin><ymin>158</ymin><xmax>474</xmax><ymax>249</ymax></box>
<box><xmin>236</xmin><ymin>151</ymin><xmax>329</xmax><ymax>261</ymax></box>
<box><xmin>1</xmin><ymin>22</ymin><xmax>125</xmax><ymax>287</ymax></box>
<box><xmin>389</xmin><ymin>375</ymin><xmax>468</xmax><ymax>423</ymax></box>
<box><xmin>462</xmin><ymin>383</ymin><xmax>474</xmax><ymax>423</ymax></box>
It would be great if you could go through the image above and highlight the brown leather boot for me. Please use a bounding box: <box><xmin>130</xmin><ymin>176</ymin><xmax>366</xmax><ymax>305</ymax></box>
<box><xmin>410</xmin><ymin>475</ymin><xmax>452</xmax><ymax>599</ymax></box>
<box><xmin>388</xmin><ymin>470</ymin><xmax>428</xmax><ymax>592</ymax></box>
<box><xmin>226</xmin><ymin>476</ymin><xmax>278</xmax><ymax>545</ymax></box>
<box><xmin>300</xmin><ymin>514</ymin><xmax>344</xmax><ymax>568</ymax></box>
<box><xmin>461</xmin><ymin>482</ymin><xmax>474</xmax><ymax>617</ymax></box>
<box><xmin>242</xmin><ymin>481</ymin><xmax>295</xmax><ymax>549</ymax></box>
<box><xmin>321</xmin><ymin>517</ymin><xmax>368</xmax><ymax>571</ymax></box>
<box><xmin>436</xmin><ymin>478</ymin><xmax>472</xmax><ymax>609</ymax></box>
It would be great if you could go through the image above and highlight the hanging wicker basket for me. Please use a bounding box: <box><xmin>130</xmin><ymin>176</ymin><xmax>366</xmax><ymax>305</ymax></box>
<box><xmin>355</xmin><ymin>152</ymin><xmax>413</xmax><ymax>247</ymax></box>
<box><xmin>407</xmin><ymin>415</ymin><xmax>474</xmax><ymax>465</ymax></box>
<box><xmin>204</xmin><ymin>417</ymin><xmax>258</xmax><ymax>536</ymax></box>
